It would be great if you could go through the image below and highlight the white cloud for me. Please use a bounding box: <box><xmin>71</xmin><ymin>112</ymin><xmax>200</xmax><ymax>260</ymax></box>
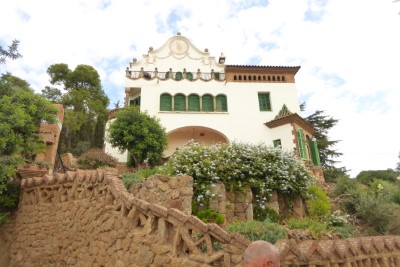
<box><xmin>1</xmin><ymin>0</ymin><xmax>399</xmax><ymax>177</ymax></box>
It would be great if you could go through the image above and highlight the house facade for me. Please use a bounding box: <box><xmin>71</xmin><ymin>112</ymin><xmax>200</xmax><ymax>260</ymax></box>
<box><xmin>105</xmin><ymin>33</ymin><xmax>322</xmax><ymax>178</ymax></box>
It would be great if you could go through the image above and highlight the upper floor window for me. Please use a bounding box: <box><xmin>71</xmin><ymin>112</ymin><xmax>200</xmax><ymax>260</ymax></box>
<box><xmin>129</xmin><ymin>96</ymin><xmax>141</xmax><ymax>108</ymax></box>
<box><xmin>258</xmin><ymin>92</ymin><xmax>271</xmax><ymax>111</ymax></box>
<box><xmin>216</xmin><ymin>94</ymin><xmax>228</xmax><ymax>112</ymax></box>
<box><xmin>174</xmin><ymin>93</ymin><xmax>186</xmax><ymax>111</ymax></box>
<box><xmin>160</xmin><ymin>93</ymin><xmax>172</xmax><ymax>111</ymax></box>
<box><xmin>202</xmin><ymin>94</ymin><xmax>214</xmax><ymax>112</ymax></box>
<box><xmin>188</xmin><ymin>94</ymin><xmax>200</xmax><ymax>111</ymax></box>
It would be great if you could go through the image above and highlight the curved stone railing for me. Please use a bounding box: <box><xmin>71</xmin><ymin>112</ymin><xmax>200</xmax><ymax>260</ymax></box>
<box><xmin>11</xmin><ymin>169</ymin><xmax>249</xmax><ymax>266</ymax></box>
<box><xmin>276</xmin><ymin>236</ymin><xmax>400</xmax><ymax>267</ymax></box>
<box><xmin>126</xmin><ymin>69</ymin><xmax>226</xmax><ymax>82</ymax></box>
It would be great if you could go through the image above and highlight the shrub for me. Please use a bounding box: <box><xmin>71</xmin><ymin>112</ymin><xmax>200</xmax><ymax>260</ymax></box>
<box><xmin>120</xmin><ymin>173</ymin><xmax>143</xmax><ymax>189</ymax></box>
<box><xmin>355</xmin><ymin>193</ymin><xmax>398</xmax><ymax>235</ymax></box>
<box><xmin>226</xmin><ymin>219</ymin><xmax>287</xmax><ymax>244</ymax></box>
<box><xmin>286</xmin><ymin>218</ymin><xmax>328</xmax><ymax>239</ymax></box>
<box><xmin>253</xmin><ymin>206</ymin><xmax>280</xmax><ymax>223</ymax></box>
<box><xmin>162</xmin><ymin>141</ymin><xmax>313</xmax><ymax>213</ymax></box>
<box><xmin>333</xmin><ymin>175</ymin><xmax>359</xmax><ymax>197</ymax></box>
<box><xmin>77</xmin><ymin>149</ymin><xmax>118</xmax><ymax>169</ymax></box>
<box><xmin>305</xmin><ymin>185</ymin><xmax>331</xmax><ymax>220</ymax></box>
<box><xmin>196</xmin><ymin>209</ymin><xmax>225</xmax><ymax>225</ymax></box>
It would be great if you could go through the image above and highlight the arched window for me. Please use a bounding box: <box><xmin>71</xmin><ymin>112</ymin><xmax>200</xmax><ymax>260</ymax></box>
<box><xmin>174</xmin><ymin>94</ymin><xmax>186</xmax><ymax>111</ymax></box>
<box><xmin>239</xmin><ymin>75</ymin><xmax>242</xmax><ymax>80</ymax></box>
<box><xmin>202</xmin><ymin>94</ymin><xmax>214</xmax><ymax>112</ymax></box>
<box><xmin>234</xmin><ymin>75</ymin><xmax>237</xmax><ymax>80</ymax></box>
<box><xmin>216</xmin><ymin>94</ymin><xmax>227</xmax><ymax>112</ymax></box>
<box><xmin>175</xmin><ymin>72</ymin><xmax>183</xmax><ymax>81</ymax></box>
<box><xmin>282</xmin><ymin>76</ymin><xmax>285</xmax><ymax>81</ymax></box>
<box><xmin>186</xmin><ymin>72</ymin><xmax>193</xmax><ymax>80</ymax></box>
<box><xmin>160</xmin><ymin>93</ymin><xmax>172</xmax><ymax>111</ymax></box>
<box><xmin>188</xmin><ymin>94</ymin><xmax>200</xmax><ymax>111</ymax></box>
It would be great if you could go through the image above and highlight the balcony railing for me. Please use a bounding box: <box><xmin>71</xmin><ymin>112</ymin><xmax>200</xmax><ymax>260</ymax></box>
<box><xmin>126</xmin><ymin>69</ymin><xmax>226</xmax><ymax>82</ymax></box>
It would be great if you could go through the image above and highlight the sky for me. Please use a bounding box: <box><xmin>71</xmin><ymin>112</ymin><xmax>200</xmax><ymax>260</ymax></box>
<box><xmin>1</xmin><ymin>0</ymin><xmax>400</xmax><ymax>178</ymax></box>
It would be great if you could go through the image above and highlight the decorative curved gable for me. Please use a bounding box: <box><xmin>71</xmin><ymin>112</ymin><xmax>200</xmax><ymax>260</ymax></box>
<box><xmin>128</xmin><ymin>33</ymin><xmax>225</xmax><ymax>73</ymax></box>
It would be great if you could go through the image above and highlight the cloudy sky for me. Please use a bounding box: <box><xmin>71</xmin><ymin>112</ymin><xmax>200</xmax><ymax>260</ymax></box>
<box><xmin>1</xmin><ymin>0</ymin><xmax>399</xmax><ymax>177</ymax></box>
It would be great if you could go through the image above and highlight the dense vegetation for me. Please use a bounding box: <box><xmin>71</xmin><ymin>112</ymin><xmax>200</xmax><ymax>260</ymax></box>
<box><xmin>0</xmin><ymin>74</ymin><xmax>57</xmax><ymax>223</ymax></box>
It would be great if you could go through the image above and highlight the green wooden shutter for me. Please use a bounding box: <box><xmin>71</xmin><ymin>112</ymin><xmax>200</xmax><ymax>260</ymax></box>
<box><xmin>160</xmin><ymin>94</ymin><xmax>172</xmax><ymax>111</ymax></box>
<box><xmin>216</xmin><ymin>95</ymin><xmax>227</xmax><ymax>112</ymax></box>
<box><xmin>188</xmin><ymin>94</ymin><xmax>200</xmax><ymax>111</ymax></box>
<box><xmin>297</xmin><ymin>129</ymin><xmax>307</xmax><ymax>159</ymax></box>
<box><xmin>202</xmin><ymin>95</ymin><xmax>214</xmax><ymax>112</ymax></box>
<box><xmin>310</xmin><ymin>139</ymin><xmax>321</xmax><ymax>166</ymax></box>
<box><xmin>174</xmin><ymin>94</ymin><xmax>186</xmax><ymax>111</ymax></box>
<box><xmin>258</xmin><ymin>93</ymin><xmax>271</xmax><ymax>111</ymax></box>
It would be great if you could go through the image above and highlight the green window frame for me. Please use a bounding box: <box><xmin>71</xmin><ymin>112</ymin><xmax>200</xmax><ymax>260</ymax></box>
<box><xmin>129</xmin><ymin>96</ymin><xmax>141</xmax><ymax>108</ymax></box>
<box><xmin>297</xmin><ymin>129</ymin><xmax>307</xmax><ymax>159</ymax></box>
<box><xmin>258</xmin><ymin>92</ymin><xmax>271</xmax><ymax>111</ymax></box>
<box><xmin>216</xmin><ymin>94</ymin><xmax>227</xmax><ymax>112</ymax></box>
<box><xmin>273</xmin><ymin>139</ymin><xmax>282</xmax><ymax>148</ymax></box>
<box><xmin>188</xmin><ymin>94</ymin><xmax>200</xmax><ymax>111</ymax></box>
<box><xmin>160</xmin><ymin>93</ymin><xmax>172</xmax><ymax>111</ymax></box>
<box><xmin>202</xmin><ymin>94</ymin><xmax>214</xmax><ymax>112</ymax></box>
<box><xmin>174</xmin><ymin>93</ymin><xmax>186</xmax><ymax>111</ymax></box>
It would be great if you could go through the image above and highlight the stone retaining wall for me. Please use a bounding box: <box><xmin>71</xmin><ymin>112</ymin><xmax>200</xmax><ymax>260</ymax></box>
<box><xmin>0</xmin><ymin>169</ymin><xmax>249</xmax><ymax>267</ymax></box>
<box><xmin>1</xmin><ymin>168</ymin><xmax>400</xmax><ymax>266</ymax></box>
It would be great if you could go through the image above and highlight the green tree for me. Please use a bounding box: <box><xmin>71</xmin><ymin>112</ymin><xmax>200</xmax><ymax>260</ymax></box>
<box><xmin>45</xmin><ymin>64</ymin><xmax>109</xmax><ymax>153</ymax></box>
<box><xmin>107</xmin><ymin>107</ymin><xmax>168</xmax><ymax>167</ymax></box>
<box><xmin>355</xmin><ymin>169</ymin><xmax>397</xmax><ymax>185</ymax></box>
<box><xmin>396</xmin><ymin>151</ymin><xmax>400</xmax><ymax>173</ymax></box>
<box><xmin>0</xmin><ymin>40</ymin><xmax>22</xmax><ymax>65</ymax></box>
<box><xmin>0</xmin><ymin>73</ymin><xmax>57</xmax><ymax>194</ymax></box>
<box><xmin>301</xmin><ymin>104</ymin><xmax>347</xmax><ymax>181</ymax></box>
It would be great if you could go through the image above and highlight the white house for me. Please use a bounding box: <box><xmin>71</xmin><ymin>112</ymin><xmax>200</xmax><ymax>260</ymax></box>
<box><xmin>105</xmin><ymin>33</ymin><xmax>322</xmax><ymax>178</ymax></box>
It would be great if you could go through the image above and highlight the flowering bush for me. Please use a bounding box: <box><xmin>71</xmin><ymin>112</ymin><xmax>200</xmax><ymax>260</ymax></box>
<box><xmin>162</xmin><ymin>141</ymin><xmax>313</xmax><ymax>211</ymax></box>
<box><xmin>328</xmin><ymin>210</ymin><xmax>350</xmax><ymax>227</ymax></box>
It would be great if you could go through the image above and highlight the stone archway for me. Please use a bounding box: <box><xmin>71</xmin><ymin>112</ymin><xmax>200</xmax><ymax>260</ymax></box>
<box><xmin>165</xmin><ymin>126</ymin><xmax>229</xmax><ymax>157</ymax></box>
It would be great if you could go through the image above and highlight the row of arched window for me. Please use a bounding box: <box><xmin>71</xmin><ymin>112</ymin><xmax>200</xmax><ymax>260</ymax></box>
<box><xmin>160</xmin><ymin>93</ymin><xmax>228</xmax><ymax>112</ymax></box>
<box><xmin>233</xmin><ymin>75</ymin><xmax>286</xmax><ymax>82</ymax></box>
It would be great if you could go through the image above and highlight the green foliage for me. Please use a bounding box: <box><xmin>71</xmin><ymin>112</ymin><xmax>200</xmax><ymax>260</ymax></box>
<box><xmin>196</xmin><ymin>209</ymin><xmax>225</xmax><ymax>225</ymax></box>
<box><xmin>253</xmin><ymin>206</ymin><xmax>280</xmax><ymax>223</ymax></box>
<box><xmin>226</xmin><ymin>219</ymin><xmax>287</xmax><ymax>244</ymax></box>
<box><xmin>0</xmin><ymin>181</ymin><xmax>20</xmax><ymax>209</ymax></box>
<box><xmin>120</xmin><ymin>167</ymin><xmax>164</xmax><ymax>189</ymax></box>
<box><xmin>162</xmin><ymin>141</ymin><xmax>313</xmax><ymax>212</ymax></box>
<box><xmin>286</xmin><ymin>218</ymin><xmax>328</xmax><ymax>239</ymax></box>
<box><xmin>120</xmin><ymin>172</ymin><xmax>143</xmax><ymax>189</ymax></box>
<box><xmin>0</xmin><ymin>39</ymin><xmax>22</xmax><ymax>65</ymax></box>
<box><xmin>0</xmin><ymin>73</ymin><xmax>57</xmax><ymax>194</ymax></box>
<box><xmin>355</xmin><ymin>193</ymin><xmax>399</xmax><ymax>235</ymax></box>
<box><xmin>45</xmin><ymin>63</ymin><xmax>109</xmax><ymax>153</ymax></box>
<box><xmin>77</xmin><ymin>149</ymin><xmax>117</xmax><ymax>169</ymax></box>
<box><xmin>0</xmin><ymin>212</ymin><xmax>9</xmax><ymax>225</ymax></box>
<box><xmin>107</xmin><ymin>107</ymin><xmax>168</xmax><ymax>167</ymax></box>
<box><xmin>333</xmin><ymin>175</ymin><xmax>358</xmax><ymax>197</ymax></box>
<box><xmin>355</xmin><ymin>169</ymin><xmax>397</xmax><ymax>185</ymax></box>
<box><xmin>305</xmin><ymin>185</ymin><xmax>331</xmax><ymax>220</ymax></box>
